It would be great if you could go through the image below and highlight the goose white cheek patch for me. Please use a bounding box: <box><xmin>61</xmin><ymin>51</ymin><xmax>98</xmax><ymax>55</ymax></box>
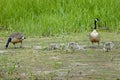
<box><xmin>22</xmin><ymin>36</ymin><xmax>25</xmax><ymax>39</ymax></box>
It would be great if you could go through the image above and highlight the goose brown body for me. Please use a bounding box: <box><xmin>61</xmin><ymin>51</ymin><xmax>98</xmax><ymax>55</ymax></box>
<box><xmin>5</xmin><ymin>32</ymin><xmax>26</xmax><ymax>48</ymax></box>
<box><xmin>89</xmin><ymin>30</ymin><xmax>100</xmax><ymax>43</ymax></box>
<box><xmin>89</xmin><ymin>18</ymin><xmax>100</xmax><ymax>46</ymax></box>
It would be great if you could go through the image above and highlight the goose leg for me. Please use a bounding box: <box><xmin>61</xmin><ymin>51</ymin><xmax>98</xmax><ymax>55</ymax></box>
<box><xmin>91</xmin><ymin>42</ymin><xmax>94</xmax><ymax>48</ymax></box>
<box><xmin>13</xmin><ymin>43</ymin><xmax>16</xmax><ymax>49</ymax></box>
<box><xmin>20</xmin><ymin>42</ymin><xmax>22</xmax><ymax>48</ymax></box>
<box><xmin>98</xmin><ymin>42</ymin><xmax>100</xmax><ymax>47</ymax></box>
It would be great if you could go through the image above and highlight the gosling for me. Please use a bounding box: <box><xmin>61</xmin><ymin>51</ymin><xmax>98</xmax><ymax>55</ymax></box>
<box><xmin>103</xmin><ymin>42</ymin><xmax>114</xmax><ymax>52</ymax></box>
<box><xmin>89</xmin><ymin>18</ymin><xmax>100</xmax><ymax>47</ymax></box>
<box><xmin>5</xmin><ymin>32</ymin><xmax>26</xmax><ymax>49</ymax></box>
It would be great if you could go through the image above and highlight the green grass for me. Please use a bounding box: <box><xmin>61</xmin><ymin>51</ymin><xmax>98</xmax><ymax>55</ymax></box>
<box><xmin>0</xmin><ymin>32</ymin><xmax>120</xmax><ymax>80</ymax></box>
<box><xmin>0</xmin><ymin>0</ymin><xmax>120</xmax><ymax>36</ymax></box>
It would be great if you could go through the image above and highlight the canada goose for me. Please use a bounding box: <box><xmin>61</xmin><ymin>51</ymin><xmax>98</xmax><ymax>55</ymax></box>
<box><xmin>5</xmin><ymin>32</ymin><xmax>26</xmax><ymax>49</ymax></box>
<box><xmin>89</xmin><ymin>18</ymin><xmax>100</xmax><ymax>47</ymax></box>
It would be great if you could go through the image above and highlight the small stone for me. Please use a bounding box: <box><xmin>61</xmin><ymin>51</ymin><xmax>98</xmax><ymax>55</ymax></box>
<box><xmin>0</xmin><ymin>50</ymin><xmax>8</xmax><ymax>53</ymax></box>
<box><xmin>33</xmin><ymin>46</ymin><xmax>42</xmax><ymax>50</ymax></box>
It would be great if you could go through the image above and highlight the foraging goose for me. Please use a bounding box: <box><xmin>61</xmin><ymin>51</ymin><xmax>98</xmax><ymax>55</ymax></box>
<box><xmin>5</xmin><ymin>32</ymin><xmax>26</xmax><ymax>49</ymax></box>
<box><xmin>89</xmin><ymin>18</ymin><xmax>100</xmax><ymax>46</ymax></box>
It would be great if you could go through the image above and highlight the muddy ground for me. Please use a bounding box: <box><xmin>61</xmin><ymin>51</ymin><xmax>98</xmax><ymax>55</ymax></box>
<box><xmin>0</xmin><ymin>32</ymin><xmax>120</xmax><ymax>80</ymax></box>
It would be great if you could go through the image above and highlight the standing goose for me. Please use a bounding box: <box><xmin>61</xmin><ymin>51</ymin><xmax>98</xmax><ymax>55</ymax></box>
<box><xmin>5</xmin><ymin>32</ymin><xmax>26</xmax><ymax>49</ymax></box>
<box><xmin>89</xmin><ymin>18</ymin><xmax>100</xmax><ymax>47</ymax></box>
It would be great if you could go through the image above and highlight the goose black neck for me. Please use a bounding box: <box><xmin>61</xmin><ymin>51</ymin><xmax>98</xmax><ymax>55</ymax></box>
<box><xmin>5</xmin><ymin>37</ymin><xmax>11</xmax><ymax>48</ymax></box>
<box><xmin>94</xmin><ymin>20</ymin><xmax>97</xmax><ymax>29</ymax></box>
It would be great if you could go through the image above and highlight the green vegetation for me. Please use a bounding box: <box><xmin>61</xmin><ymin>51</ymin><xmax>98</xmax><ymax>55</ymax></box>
<box><xmin>0</xmin><ymin>0</ymin><xmax>120</xmax><ymax>36</ymax></box>
<box><xmin>0</xmin><ymin>0</ymin><xmax>120</xmax><ymax>79</ymax></box>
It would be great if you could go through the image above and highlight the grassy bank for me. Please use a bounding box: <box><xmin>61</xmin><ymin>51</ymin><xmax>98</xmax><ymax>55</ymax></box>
<box><xmin>0</xmin><ymin>0</ymin><xmax>120</xmax><ymax>36</ymax></box>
